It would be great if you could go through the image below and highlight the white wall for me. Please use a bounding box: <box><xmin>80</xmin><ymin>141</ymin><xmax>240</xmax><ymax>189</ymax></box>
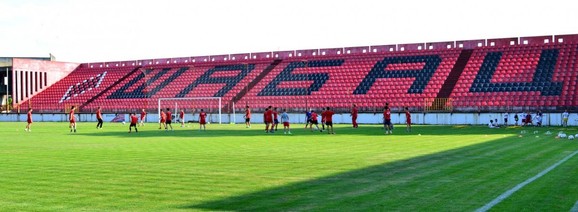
<box><xmin>2</xmin><ymin>112</ymin><xmax>575</xmax><ymax>126</ymax></box>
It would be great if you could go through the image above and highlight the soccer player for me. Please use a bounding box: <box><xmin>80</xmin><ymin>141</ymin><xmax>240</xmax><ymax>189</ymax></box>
<box><xmin>179</xmin><ymin>109</ymin><xmax>185</xmax><ymax>127</ymax></box>
<box><xmin>244</xmin><ymin>105</ymin><xmax>251</xmax><ymax>128</ymax></box>
<box><xmin>166</xmin><ymin>108</ymin><xmax>174</xmax><ymax>131</ymax></box>
<box><xmin>96</xmin><ymin>106</ymin><xmax>103</xmax><ymax>129</ymax></box>
<box><xmin>159</xmin><ymin>110</ymin><xmax>166</xmax><ymax>129</ymax></box>
<box><xmin>404</xmin><ymin>107</ymin><xmax>411</xmax><ymax>132</ymax></box>
<box><xmin>534</xmin><ymin>113</ymin><xmax>542</xmax><ymax>127</ymax></box>
<box><xmin>488</xmin><ymin>120</ymin><xmax>499</xmax><ymax>128</ymax></box>
<box><xmin>383</xmin><ymin>106</ymin><xmax>392</xmax><ymax>134</ymax></box>
<box><xmin>69</xmin><ymin>106</ymin><xmax>77</xmax><ymax>133</ymax></box>
<box><xmin>524</xmin><ymin>111</ymin><xmax>532</xmax><ymax>126</ymax></box>
<box><xmin>264</xmin><ymin>106</ymin><xmax>274</xmax><ymax>133</ymax></box>
<box><xmin>199</xmin><ymin>109</ymin><xmax>207</xmax><ymax>131</ymax></box>
<box><xmin>514</xmin><ymin>113</ymin><xmax>519</xmax><ymax>126</ymax></box>
<box><xmin>305</xmin><ymin>109</ymin><xmax>312</xmax><ymax>129</ymax></box>
<box><xmin>25</xmin><ymin>108</ymin><xmax>33</xmax><ymax>132</ymax></box>
<box><xmin>128</xmin><ymin>113</ymin><xmax>138</xmax><ymax>133</ymax></box>
<box><xmin>273</xmin><ymin>107</ymin><xmax>279</xmax><ymax>131</ymax></box>
<box><xmin>140</xmin><ymin>109</ymin><xmax>147</xmax><ymax>126</ymax></box>
<box><xmin>325</xmin><ymin>107</ymin><xmax>335</xmax><ymax>134</ymax></box>
<box><xmin>385</xmin><ymin>102</ymin><xmax>393</xmax><ymax>130</ymax></box>
<box><xmin>310</xmin><ymin>110</ymin><xmax>321</xmax><ymax>132</ymax></box>
<box><xmin>351</xmin><ymin>104</ymin><xmax>358</xmax><ymax>128</ymax></box>
<box><xmin>281</xmin><ymin>109</ymin><xmax>291</xmax><ymax>134</ymax></box>
<box><xmin>562</xmin><ymin>110</ymin><xmax>569</xmax><ymax>127</ymax></box>
<box><xmin>320</xmin><ymin>108</ymin><xmax>326</xmax><ymax>131</ymax></box>
<box><xmin>503</xmin><ymin>112</ymin><xmax>509</xmax><ymax>127</ymax></box>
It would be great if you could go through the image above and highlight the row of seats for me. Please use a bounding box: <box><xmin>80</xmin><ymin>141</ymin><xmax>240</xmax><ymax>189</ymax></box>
<box><xmin>450</xmin><ymin>43</ymin><xmax>577</xmax><ymax>108</ymax></box>
<box><xmin>21</xmin><ymin>41</ymin><xmax>578</xmax><ymax>112</ymax></box>
<box><xmin>237</xmin><ymin>49</ymin><xmax>460</xmax><ymax>109</ymax></box>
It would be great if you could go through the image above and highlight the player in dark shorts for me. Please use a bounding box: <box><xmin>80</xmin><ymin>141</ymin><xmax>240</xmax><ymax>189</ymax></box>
<box><xmin>310</xmin><ymin>110</ymin><xmax>321</xmax><ymax>132</ymax></box>
<box><xmin>524</xmin><ymin>112</ymin><xmax>532</xmax><ymax>126</ymax></box>
<box><xmin>199</xmin><ymin>109</ymin><xmax>207</xmax><ymax>131</ymax></box>
<box><xmin>305</xmin><ymin>110</ymin><xmax>313</xmax><ymax>129</ymax></box>
<box><xmin>165</xmin><ymin>108</ymin><xmax>174</xmax><ymax>131</ymax></box>
<box><xmin>128</xmin><ymin>113</ymin><xmax>138</xmax><ymax>133</ymax></box>
<box><xmin>383</xmin><ymin>106</ymin><xmax>392</xmax><ymax>134</ymax></box>
<box><xmin>244</xmin><ymin>105</ymin><xmax>251</xmax><ymax>128</ymax></box>
<box><xmin>96</xmin><ymin>106</ymin><xmax>103</xmax><ymax>129</ymax></box>
<box><xmin>325</xmin><ymin>107</ymin><xmax>335</xmax><ymax>134</ymax></box>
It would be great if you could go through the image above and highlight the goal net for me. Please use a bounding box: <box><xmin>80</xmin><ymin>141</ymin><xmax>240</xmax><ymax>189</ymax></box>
<box><xmin>158</xmin><ymin>97</ymin><xmax>222</xmax><ymax>124</ymax></box>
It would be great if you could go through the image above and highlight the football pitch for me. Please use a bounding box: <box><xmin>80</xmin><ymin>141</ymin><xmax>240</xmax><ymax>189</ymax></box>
<box><xmin>1</xmin><ymin>122</ymin><xmax>578</xmax><ymax>211</ymax></box>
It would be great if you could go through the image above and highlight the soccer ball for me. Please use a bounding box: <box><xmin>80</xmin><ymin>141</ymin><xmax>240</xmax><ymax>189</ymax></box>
<box><xmin>560</xmin><ymin>133</ymin><xmax>567</xmax><ymax>138</ymax></box>
<box><xmin>122</xmin><ymin>121</ymin><xmax>126</xmax><ymax>125</ymax></box>
<box><xmin>575</xmin><ymin>134</ymin><xmax>578</xmax><ymax>138</ymax></box>
<box><xmin>569</xmin><ymin>135</ymin><xmax>575</xmax><ymax>140</ymax></box>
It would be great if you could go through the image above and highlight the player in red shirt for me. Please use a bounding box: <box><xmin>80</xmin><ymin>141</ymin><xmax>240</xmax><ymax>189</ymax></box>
<box><xmin>244</xmin><ymin>105</ymin><xmax>251</xmax><ymax>128</ymax></box>
<box><xmin>69</xmin><ymin>105</ymin><xmax>77</xmax><ymax>133</ymax></box>
<box><xmin>273</xmin><ymin>107</ymin><xmax>279</xmax><ymax>131</ymax></box>
<box><xmin>179</xmin><ymin>109</ymin><xmax>185</xmax><ymax>127</ymax></box>
<box><xmin>351</xmin><ymin>104</ymin><xmax>358</xmax><ymax>128</ymax></box>
<box><xmin>325</xmin><ymin>107</ymin><xmax>335</xmax><ymax>134</ymax></box>
<box><xmin>383</xmin><ymin>106</ymin><xmax>392</xmax><ymax>134</ymax></box>
<box><xmin>25</xmin><ymin>108</ymin><xmax>33</xmax><ymax>132</ymax></box>
<box><xmin>310</xmin><ymin>110</ymin><xmax>321</xmax><ymax>132</ymax></box>
<box><xmin>264</xmin><ymin>106</ymin><xmax>274</xmax><ymax>133</ymax></box>
<box><xmin>404</xmin><ymin>107</ymin><xmax>411</xmax><ymax>132</ymax></box>
<box><xmin>165</xmin><ymin>108</ymin><xmax>174</xmax><ymax>131</ymax></box>
<box><xmin>96</xmin><ymin>106</ymin><xmax>103</xmax><ymax>129</ymax></box>
<box><xmin>159</xmin><ymin>110</ymin><xmax>166</xmax><ymax>129</ymax></box>
<box><xmin>199</xmin><ymin>109</ymin><xmax>207</xmax><ymax>131</ymax></box>
<box><xmin>128</xmin><ymin>113</ymin><xmax>138</xmax><ymax>133</ymax></box>
<box><xmin>140</xmin><ymin>109</ymin><xmax>147</xmax><ymax>126</ymax></box>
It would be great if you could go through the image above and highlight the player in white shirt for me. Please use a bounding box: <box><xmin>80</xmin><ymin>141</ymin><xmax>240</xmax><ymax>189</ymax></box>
<box><xmin>488</xmin><ymin>120</ymin><xmax>499</xmax><ymax>128</ymax></box>
<box><xmin>562</xmin><ymin>110</ymin><xmax>569</xmax><ymax>127</ymax></box>
<box><xmin>534</xmin><ymin>114</ymin><xmax>542</xmax><ymax>127</ymax></box>
<box><xmin>281</xmin><ymin>109</ymin><xmax>291</xmax><ymax>135</ymax></box>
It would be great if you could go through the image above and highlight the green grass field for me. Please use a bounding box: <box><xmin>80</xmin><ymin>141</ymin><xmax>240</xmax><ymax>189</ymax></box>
<box><xmin>1</xmin><ymin>122</ymin><xmax>578</xmax><ymax>211</ymax></box>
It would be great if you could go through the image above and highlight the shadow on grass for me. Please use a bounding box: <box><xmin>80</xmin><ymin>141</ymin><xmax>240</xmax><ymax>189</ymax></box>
<box><xmin>77</xmin><ymin>125</ymin><xmax>546</xmax><ymax>138</ymax></box>
<box><xmin>180</xmin><ymin>135</ymin><xmax>540</xmax><ymax>211</ymax></box>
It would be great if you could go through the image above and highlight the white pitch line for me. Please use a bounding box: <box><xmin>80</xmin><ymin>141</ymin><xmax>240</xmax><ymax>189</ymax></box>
<box><xmin>476</xmin><ymin>150</ymin><xmax>578</xmax><ymax>212</ymax></box>
<box><xmin>571</xmin><ymin>200</ymin><xmax>578</xmax><ymax>212</ymax></box>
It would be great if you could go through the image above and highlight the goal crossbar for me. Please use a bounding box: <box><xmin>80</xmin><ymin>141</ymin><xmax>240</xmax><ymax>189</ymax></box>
<box><xmin>157</xmin><ymin>97</ymin><xmax>222</xmax><ymax>124</ymax></box>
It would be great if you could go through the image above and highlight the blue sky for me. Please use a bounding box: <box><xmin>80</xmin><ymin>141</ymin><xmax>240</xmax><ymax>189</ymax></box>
<box><xmin>1</xmin><ymin>0</ymin><xmax>577</xmax><ymax>63</ymax></box>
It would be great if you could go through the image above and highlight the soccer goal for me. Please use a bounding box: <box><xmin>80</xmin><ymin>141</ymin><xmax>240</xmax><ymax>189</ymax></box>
<box><xmin>158</xmin><ymin>97</ymin><xmax>222</xmax><ymax>124</ymax></box>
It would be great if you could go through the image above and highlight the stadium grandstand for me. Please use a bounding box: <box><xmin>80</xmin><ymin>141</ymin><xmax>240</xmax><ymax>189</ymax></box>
<box><xmin>4</xmin><ymin>34</ymin><xmax>577</xmax><ymax>116</ymax></box>
<box><xmin>4</xmin><ymin>0</ymin><xmax>578</xmax><ymax>210</ymax></box>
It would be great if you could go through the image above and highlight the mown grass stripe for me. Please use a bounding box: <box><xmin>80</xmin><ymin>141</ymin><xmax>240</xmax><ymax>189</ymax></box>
<box><xmin>1</xmin><ymin>123</ymin><xmax>577</xmax><ymax>211</ymax></box>
<box><xmin>476</xmin><ymin>150</ymin><xmax>578</xmax><ymax>212</ymax></box>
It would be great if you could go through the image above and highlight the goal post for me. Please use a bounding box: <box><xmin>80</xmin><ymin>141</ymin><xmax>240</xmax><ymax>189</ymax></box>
<box><xmin>158</xmin><ymin>97</ymin><xmax>222</xmax><ymax>124</ymax></box>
